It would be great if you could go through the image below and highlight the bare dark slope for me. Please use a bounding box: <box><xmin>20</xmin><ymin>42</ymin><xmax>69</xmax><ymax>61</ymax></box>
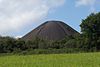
<box><xmin>22</xmin><ymin>21</ymin><xmax>78</xmax><ymax>41</ymax></box>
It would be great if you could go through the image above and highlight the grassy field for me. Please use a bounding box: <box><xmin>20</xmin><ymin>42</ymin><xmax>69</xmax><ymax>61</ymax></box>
<box><xmin>0</xmin><ymin>52</ymin><xmax>100</xmax><ymax>67</ymax></box>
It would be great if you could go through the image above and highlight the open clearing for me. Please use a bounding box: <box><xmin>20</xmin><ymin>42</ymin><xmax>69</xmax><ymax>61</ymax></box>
<box><xmin>0</xmin><ymin>52</ymin><xmax>100</xmax><ymax>67</ymax></box>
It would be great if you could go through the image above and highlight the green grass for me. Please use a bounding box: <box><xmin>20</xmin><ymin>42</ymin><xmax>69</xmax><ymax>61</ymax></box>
<box><xmin>0</xmin><ymin>52</ymin><xmax>100</xmax><ymax>67</ymax></box>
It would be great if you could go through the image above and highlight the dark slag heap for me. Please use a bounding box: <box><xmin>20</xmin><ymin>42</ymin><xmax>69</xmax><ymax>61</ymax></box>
<box><xmin>22</xmin><ymin>21</ymin><xmax>78</xmax><ymax>41</ymax></box>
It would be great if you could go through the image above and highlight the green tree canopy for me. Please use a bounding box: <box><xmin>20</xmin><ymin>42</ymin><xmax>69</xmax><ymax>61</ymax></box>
<box><xmin>80</xmin><ymin>12</ymin><xmax>100</xmax><ymax>50</ymax></box>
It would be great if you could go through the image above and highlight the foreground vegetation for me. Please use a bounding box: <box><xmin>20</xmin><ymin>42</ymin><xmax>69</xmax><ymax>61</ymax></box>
<box><xmin>0</xmin><ymin>52</ymin><xmax>100</xmax><ymax>67</ymax></box>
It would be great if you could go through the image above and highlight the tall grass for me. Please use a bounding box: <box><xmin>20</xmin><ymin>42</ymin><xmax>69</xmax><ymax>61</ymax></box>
<box><xmin>0</xmin><ymin>52</ymin><xmax>100</xmax><ymax>67</ymax></box>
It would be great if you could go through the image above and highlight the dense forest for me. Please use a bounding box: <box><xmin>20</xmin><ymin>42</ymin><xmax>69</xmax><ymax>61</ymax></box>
<box><xmin>0</xmin><ymin>12</ymin><xmax>100</xmax><ymax>54</ymax></box>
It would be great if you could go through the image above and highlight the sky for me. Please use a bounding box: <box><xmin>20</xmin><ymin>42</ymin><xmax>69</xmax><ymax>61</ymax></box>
<box><xmin>0</xmin><ymin>0</ymin><xmax>100</xmax><ymax>38</ymax></box>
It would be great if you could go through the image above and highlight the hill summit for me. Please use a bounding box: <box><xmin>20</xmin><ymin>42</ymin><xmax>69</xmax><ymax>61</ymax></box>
<box><xmin>22</xmin><ymin>21</ymin><xmax>78</xmax><ymax>41</ymax></box>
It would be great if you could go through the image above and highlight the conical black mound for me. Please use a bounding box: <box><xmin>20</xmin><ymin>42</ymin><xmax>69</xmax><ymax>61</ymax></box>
<box><xmin>22</xmin><ymin>21</ymin><xmax>78</xmax><ymax>41</ymax></box>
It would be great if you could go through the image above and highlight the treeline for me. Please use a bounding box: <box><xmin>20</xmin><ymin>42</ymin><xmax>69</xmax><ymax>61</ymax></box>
<box><xmin>0</xmin><ymin>35</ymin><xmax>83</xmax><ymax>54</ymax></box>
<box><xmin>0</xmin><ymin>12</ymin><xmax>100</xmax><ymax>54</ymax></box>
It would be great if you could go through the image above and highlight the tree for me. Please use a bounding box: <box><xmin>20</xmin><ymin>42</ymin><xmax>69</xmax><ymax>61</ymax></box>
<box><xmin>0</xmin><ymin>36</ymin><xmax>16</xmax><ymax>53</ymax></box>
<box><xmin>80</xmin><ymin>12</ymin><xmax>100</xmax><ymax>51</ymax></box>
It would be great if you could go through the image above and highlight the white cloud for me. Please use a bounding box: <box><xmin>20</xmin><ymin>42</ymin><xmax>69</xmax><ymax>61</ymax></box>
<box><xmin>0</xmin><ymin>0</ymin><xmax>65</xmax><ymax>36</ymax></box>
<box><xmin>75</xmin><ymin>0</ymin><xmax>96</xmax><ymax>12</ymax></box>
<box><xmin>15</xmin><ymin>35</ymin><xmax>22</xmax><ymax>39</ymax></box>
<box><xmin>76</xmin><ymin>0</ymin><xmax>96</xmax><ymax>6</ymax></box>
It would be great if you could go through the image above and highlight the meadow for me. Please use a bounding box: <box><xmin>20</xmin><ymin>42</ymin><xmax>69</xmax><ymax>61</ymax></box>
<box><xmin>0</xmin><ymin>52</ymin><xmax>100</xmax><ymax>67</ymax></box>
